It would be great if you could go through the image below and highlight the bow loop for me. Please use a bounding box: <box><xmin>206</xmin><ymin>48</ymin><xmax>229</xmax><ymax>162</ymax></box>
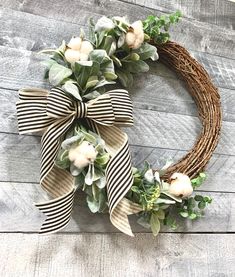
<box><xmin>17</xmin><ymin>86</ymin><xmax>138</xmax><ymax>236</ymax></box>
<box><xmin>46</xmin><ymin>88</ymin><xmax>75</xmax><ymax>119</ymax></box>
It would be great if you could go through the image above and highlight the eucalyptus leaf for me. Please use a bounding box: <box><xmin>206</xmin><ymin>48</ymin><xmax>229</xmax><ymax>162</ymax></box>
<box><xmin>49</xmin><ymin>63</ymin><xmax>72</xmax><ymax>86</ymax></box>
<box><xmin>179</xmin><ymin>211</ymin><xmax>189</xmax><ymax>218</ymax></box>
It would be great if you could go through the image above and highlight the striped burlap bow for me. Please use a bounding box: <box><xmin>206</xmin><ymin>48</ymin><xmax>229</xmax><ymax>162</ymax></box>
<box><xmin>16</xmin><ymin>87</ymin><xmax>142</xmax><ymax>236</ymax></box>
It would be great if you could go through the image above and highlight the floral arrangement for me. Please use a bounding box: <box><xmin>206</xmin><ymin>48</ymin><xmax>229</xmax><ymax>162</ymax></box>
<box><xmin>16</xmin><ymin>11</ymin><xmax>213</xmax><ymax>236</ymax></box>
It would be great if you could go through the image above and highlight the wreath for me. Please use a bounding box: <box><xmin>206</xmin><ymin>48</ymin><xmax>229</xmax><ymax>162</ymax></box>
<box><xmin>16</xmin><ymin>12</ymin><xmax>222</xmax><ymax>236</ymax></box>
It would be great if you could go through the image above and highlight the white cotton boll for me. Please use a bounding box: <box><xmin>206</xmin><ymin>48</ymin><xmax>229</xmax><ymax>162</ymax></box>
<box><xmin>67</xmin><ymin>37</ymin><xmax>82</xmax><ymax>50</ymax></box>
<box><xmin>64</xmin><ymin>49</ymin><xmax>81</xmax><ymax>63</ymax></box>
<box><xmin>80</xmin><ymin>41</ymin><xmax>94</xmax><ymax>55</ymax></box>
<box><xmin>79</xmin><ymin>53</ymin><xmax>89</xmax><ymax>61</ymax></box>
<box><xmin>73</xmin><ymin>155</ymin><xmax>90</xmax><ymax>169</ymax></box>
<box><xmin>137</xmin><ymin>30</ymin><xmax>145</xmax><ymax>42</ymax></box>
<box><xmin>132</xmin><ymin>38</ymin><xmax>143</xmax><ymax>49</ymax></box>
<box><xmin>68</xmin><ymin>141</ymin><xmax>98</xmax><ymax>169</ymax></box>
<box><xmin>126</xmin><ymin>20</ymin><xmax>144</xmax><ymax>49</ymax></box>
<box><xmin>132</xmin><ymin>20</ymin><xmax>143</xmax><ymax>35</ymax></box>
<box><xmin>169</xmin><ymin>172</ymin><xmax>193</xmax><ymax>198</ymax></box>
<box><xmin>125</xmin><ymin>32</ymin><xmax>136</xmax><ymax>47</ymax></box>
<box><xmin>78</xmin><ymin>141</ymin><xmax>97</xmax><ymax>162</ymax></box>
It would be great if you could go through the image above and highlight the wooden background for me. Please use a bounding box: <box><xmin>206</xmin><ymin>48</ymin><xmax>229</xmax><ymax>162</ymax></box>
<box><xmin>0</xmin><ymin>0</ymin><xmax>235</xmax><ymax>276</ymax></box>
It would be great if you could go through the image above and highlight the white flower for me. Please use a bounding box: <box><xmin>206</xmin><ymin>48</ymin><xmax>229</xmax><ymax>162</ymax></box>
<box><xmin>95</xmin><ymin>16</ymin><xmax>115</xmax><ymax>32</ymax></box>
<box><xmin>68</xmin><ymin>141</ymin><xmax>98</xmax><ymax>169</ymax></box>
<box><xmin>125</xmin><ymin>20</ymin><xmax>144</xmax><ymax>49</ymax></box>
<box><xmin>168</xmin><ymin>173</ymin><xmax>193</xmax><ymax>198</ymax></box>
<box><xmin>65</xmin><ymin>37</ymin><xmax>93</xmax><ymax>63</ymax></box>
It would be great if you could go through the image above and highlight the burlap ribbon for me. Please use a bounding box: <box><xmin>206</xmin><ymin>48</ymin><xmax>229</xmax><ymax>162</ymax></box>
<box><xmin>16</xmin><ymin>87</ymin><xmax>142</xmax><ymax>235</ymax></box>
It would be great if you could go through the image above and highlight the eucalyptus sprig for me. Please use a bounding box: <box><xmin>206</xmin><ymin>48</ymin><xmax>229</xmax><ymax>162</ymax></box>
<box><xmin>126</xmin><ymin>161</ymin><xmax>211</xmax><ymax>236</ymax></box>
<box><xmin>143</xmin><ymin>11</ymin><xmax>182</xmax><ymax>43</ymax></box>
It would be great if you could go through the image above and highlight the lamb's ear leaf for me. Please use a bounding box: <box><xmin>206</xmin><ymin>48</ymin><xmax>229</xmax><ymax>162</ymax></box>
<box><xmin>150</xmin><ymin>213</ymin><xmax>161</xmax><ymax>236</ymax></box>
<box><xmin>116</xmin><ymin>69</ymin><xmax>133</xmax><ymax>87</ymax></box>
<box><xmin>134</xmin><ymin>43</ymin><xmax>159</xmax><ymax>61</ymax></box>
<box><xmin>63</xmin><ymin>81</ymin><xmax>82</xmax><ymax>101</ymax></box>
<box><xmin>85</xmin><ymin>76</ymin><xmax>99</xmax><ymax>89</ymax></box>
<box><xmin>49</xmin><ymin>63</ymin><xmax>72</xmax><ymax>86</ymax></box>
<box><xmin>122</xmin><ymin>60</ymin><xmax>149</xmax><ymax>73</ymax></box>
<box><xmin>85</xmin><ymin>164</ymin><xmax>94</xmax><ymax>186</ymax></box>
<box><xmin>87</xmin><ymin>195</ymin><xmax>99</xmax><ymax>213</ymax></box>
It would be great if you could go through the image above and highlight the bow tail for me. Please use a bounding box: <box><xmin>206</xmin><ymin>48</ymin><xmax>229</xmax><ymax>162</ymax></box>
<box><xmin>97</xmin><ymin>124</ymin><xmax>142</xmax><ymax>236</ymax></box>
<box><xmin>35</xmin><ymin>117</ymin><xmax>76</xmax><ymax>234</ymax></box>
<box><xmin>16</xmin><ymin>88</ymin><xmax>55</xmax><ymax>134</ymax></box>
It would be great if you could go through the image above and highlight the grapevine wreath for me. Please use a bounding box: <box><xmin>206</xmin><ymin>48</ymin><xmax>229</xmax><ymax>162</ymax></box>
<box><xmin>16</xmin><ymin>12</ymin><xmax>222</xmax><ymax>236</ymax></box>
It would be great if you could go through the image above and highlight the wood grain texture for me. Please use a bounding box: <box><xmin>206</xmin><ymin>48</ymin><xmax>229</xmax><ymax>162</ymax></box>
<box><xmin>0</xmin><ymin>182</ymin><xmax>234</xmax><ymax>233</ymax></box>
<box><xmin>120</xmin><ymin>0</ymin><xmax>235</xmax><ymax>29</ymax></box>
<box><xmin>0</xmin><ymin>233</ymin><xmax>235</xmax><ymax>277</ymax></box>
<box><xmin>0</xmin><ymin>2</ymin><xmax>235</xmax><ymax>58</ymax></box>
<box><xmin>0</xmin><ymin>1</ymin><xmax>234</xmax><ymax>274</ymax></box>
<box><xmin>1</xmin><ymin>132</ymin><xmax>235</xmax><ymax>192</ymax></box>
<box><xmin>1</xmin><ymin>44</ymin><xmax>234</xmax><ymax>94</ymax></box>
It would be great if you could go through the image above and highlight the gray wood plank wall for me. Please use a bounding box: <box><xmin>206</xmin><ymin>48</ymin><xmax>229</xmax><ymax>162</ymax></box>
<box><xmin>0</xmin><ymin>0</ymin><xmax>235</xmax><ymax>276</ymax></box>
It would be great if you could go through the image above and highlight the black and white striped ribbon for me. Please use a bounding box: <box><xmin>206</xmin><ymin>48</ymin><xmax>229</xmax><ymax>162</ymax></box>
<box><xmin>16</xmin><ymin>87</ymin><xmax>140</xmax><ymax>235</ymax></box>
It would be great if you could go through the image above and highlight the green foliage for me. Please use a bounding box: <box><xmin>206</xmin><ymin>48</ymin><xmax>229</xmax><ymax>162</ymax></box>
<box><xmin>176</xmin><ymin>192</ymin><xmax>212</xmax><ymax>220</ymax></box>
<box><xmin>128</xmin><ymin>168</ymin><xmax>211</xmax><ymax>235</ymax></box>
<box><xmin>55</xmin><ymin>124</ymin><xmax>110</xmax><ymax>213</ymax></box>
<box><xmin>191</xmin><ymin>172</ymin><xmax>207</xmax><ymax>188</ymax></box>
<box><xmin>38</xmin><ymin>14</ymin><xmax>213</xmax><ymax>236</ymax></box>
<box><xmin>143</xmin><ymin>11</ymin><xmax>182</xmax><ymax>44</ymax></box>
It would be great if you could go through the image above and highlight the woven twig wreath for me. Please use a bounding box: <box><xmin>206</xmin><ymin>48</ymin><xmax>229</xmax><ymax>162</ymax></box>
<box><xmin>156</xmin><ymin>41</ymin><xmax>222</xmax><ymax>180</ymax></box>
<box><xmin>16</xmin><ymin>13</ymin><xmax>222</xmax><ymax>236</ymax></box>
